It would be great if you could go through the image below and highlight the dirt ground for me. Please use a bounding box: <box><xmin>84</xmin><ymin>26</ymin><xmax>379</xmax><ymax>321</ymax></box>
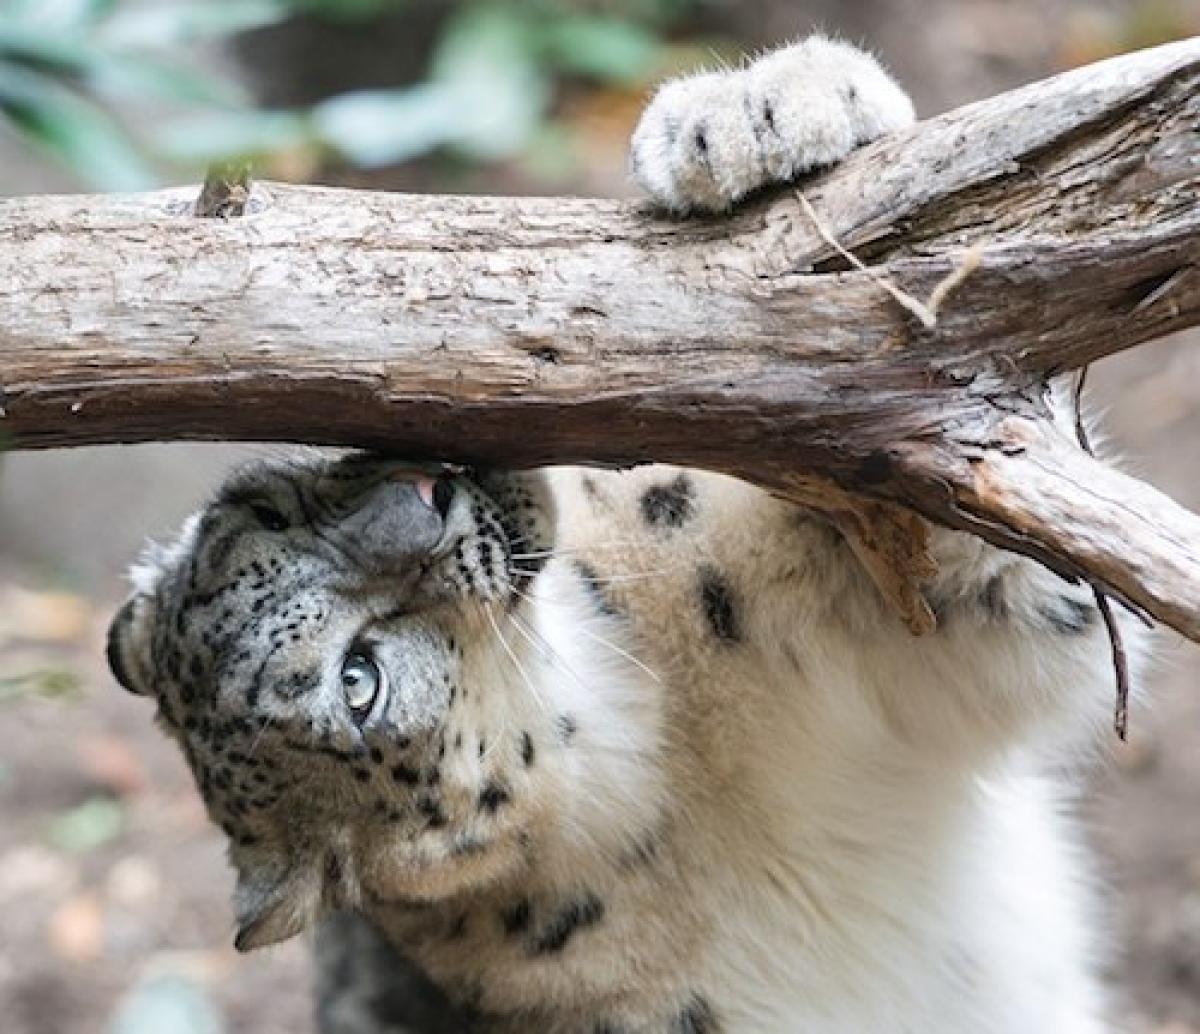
<box><xmin>2</xmin><ymin>2</ymin><xmax>1199</xmax><ymax>1032</ymax></box>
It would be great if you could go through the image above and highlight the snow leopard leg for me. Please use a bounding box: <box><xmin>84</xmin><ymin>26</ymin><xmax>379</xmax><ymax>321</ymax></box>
<box><xmin>315</xmin><ymin>912</ymin><xmax>475</xmax><ymax>1034</ymax></box>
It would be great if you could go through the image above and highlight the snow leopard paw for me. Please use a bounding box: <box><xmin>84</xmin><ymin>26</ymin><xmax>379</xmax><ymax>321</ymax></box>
<box><xmin>630</xmin><ymin>35</ymin><xmax>915</xmax><ymax>213</ymax></box>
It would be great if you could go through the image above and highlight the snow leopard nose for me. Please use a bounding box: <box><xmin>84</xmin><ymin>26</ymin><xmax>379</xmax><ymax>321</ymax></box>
<box><xmin>338</xmin><ymin>474</ymin><xmax>451</xmax><ymax>562</ymax></box>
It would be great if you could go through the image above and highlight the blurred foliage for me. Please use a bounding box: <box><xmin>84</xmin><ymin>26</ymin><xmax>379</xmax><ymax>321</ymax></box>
<box><xmin>0</xmin><ymin>0</ymin><xmax>708</xmax><ymax>188</ymax></box>
<box><xmin>0</xmin><ymin>668</ymin><xmax>81</xmax><ymax>704</ymax></box>
<box><xmin>46</xmin><ymin>794</ymin><xmax>125</xmax><ymax>853</ymax></box>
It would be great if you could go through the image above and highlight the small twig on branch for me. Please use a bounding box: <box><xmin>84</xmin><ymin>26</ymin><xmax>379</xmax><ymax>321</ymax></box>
<box><xmin>1072</xmin><ymin>366</ymin><xmax>1136</xmax><ymax>740</ymax></box>
<box><xmin>795</xmin><ymin>189</ymin><xmax>982</xmax><ymax>329</ymax></box>
<box><xmin>194</xmin><ymin>161</ymin><xmax>254</xmax><ymax>219</ymax></box>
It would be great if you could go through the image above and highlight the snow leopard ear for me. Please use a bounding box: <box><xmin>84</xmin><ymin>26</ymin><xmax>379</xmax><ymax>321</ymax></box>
<box><xmin>106</xmin><ymin>593</ymin><xmax>156</xmax><ymax>697</ymax></box>
<box><xmin>107</xmin><ymin>542</ymin><xmax>177</xmax><ymax>697</ymax></box>
<box><xmin>233</xmin><ymin>862</ymin><xmax>321</xmax><ymax>953</ymax></box>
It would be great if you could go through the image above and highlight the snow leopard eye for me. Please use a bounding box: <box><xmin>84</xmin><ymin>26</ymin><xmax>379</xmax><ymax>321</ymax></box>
<box><xmin>250</xmin><ymin>504</ymin><xmax>289</xmax><ymax>532</ymax></box>
<box><xmin>341</xmin><ymin>650</ymin><xmax>385</xmax><ymax>719</ymax></box>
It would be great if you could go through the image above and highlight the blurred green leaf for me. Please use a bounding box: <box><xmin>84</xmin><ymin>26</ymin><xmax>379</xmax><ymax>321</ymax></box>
<box><xmin>0</xmin><ymin>25</ymin><xmax>99</xmax><ymax>78</ymax></box>
<box><xmin>540</xmin><ymin>15</ymin><xmax>660</xmax><ymax>84</ymax></box>
<box><xmin>0</xmin><ymin>23</ymin><xmax>241</xmax><ymax>104</ymax></box>
<box><xmin>98</xmin><ymin>2</ymin><xmax>290</xmax><ymax>49</ymax></box>
<box><xmin>0</xmin><ymin>669</ymin><xmax>82</xmax><ymax>703</ymax></box>
<box><xmin>47</xmin><ymin>795</ymin><xmax>125</xmax><ymax>855</ymax></box>
<box><xmin>314</xmin><ymin>83</ymin><xmax>458</xmax><ymax>166</ymax></box>
<box><xmin>432</xmin><ymin>5</ymin><xmax>549</xmax><ymax>160</ymax></box>
<box><xmin>0</xmin><ymin>61</ymin><xmax>156</xmax><ymax>188</ymax></box>
<box><xmin>155</xmin><ymin>107</ymin><xmax>311</xmax><ymax>162</ymax></box>
<box><xmin>2</xmin><ymin>0</ymin><xmax>116</xmax><ymax>32</ymax></box>
<box><xmin>89</xmin><ymin>53</ymin><xmax>245</xmax><ymax>106</ymax></box>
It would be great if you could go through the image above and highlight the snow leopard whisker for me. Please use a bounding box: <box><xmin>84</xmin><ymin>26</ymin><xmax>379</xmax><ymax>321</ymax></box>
<box><xmin>508</xmin><ymin>540</ymin><xmax>654</xmax><ymax>560</ymax></box>
<box><xmin>576</xmin><ymin>568</ymin><xmax>691</xmax><ymax>586</ymax></box>
<box><xmin>572</xmin><ymin>624</ymin><xmax>662</xmax><ymax>685</ymax></box>
<box><xmin>506</xmin><ymin>607</ymin><xmax>598</xmax><ymax>699</ymax></box>
<box><xmin>505</xmin><ymin>556</ymin><xmax>691</xmax><ymax>586</ymax></box>
<box><xmin>246</xmin><ymin>713</ymin><xmax>276</xmax><ymax>759</ymax></box>
<box><xmin>506</xmin><ymin>584</ymin><xmax>662</xmax><ymax>685</ymax></box>
<box><xmin>485</xmin><ymin>604</ymin><xmax>550</xmax><ymax>716</ymax></box>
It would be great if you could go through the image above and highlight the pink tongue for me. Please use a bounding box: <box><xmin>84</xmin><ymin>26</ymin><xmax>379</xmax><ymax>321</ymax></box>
<box><xmin>386</xmin><ymin>469</ymin><xmax>439</xmax><ymax>510</ymax></box>
<box><xmin>414</xmin><ymin>477</ymin><xmax>436</xmax><ymax>510</ymax></box>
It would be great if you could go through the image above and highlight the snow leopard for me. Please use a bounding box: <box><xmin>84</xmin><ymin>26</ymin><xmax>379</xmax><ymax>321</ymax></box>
<box><xmin>107</xmin><ymin>36</ymin><xmax>1136</xmax><ymax>1034</ymax></box>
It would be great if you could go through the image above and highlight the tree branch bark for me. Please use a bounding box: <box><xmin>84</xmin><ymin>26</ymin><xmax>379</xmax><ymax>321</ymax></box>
<box><xmin>1</xmin><ymin>39</ymin><xmax>1198</xmax><ymax>641</ymax></box>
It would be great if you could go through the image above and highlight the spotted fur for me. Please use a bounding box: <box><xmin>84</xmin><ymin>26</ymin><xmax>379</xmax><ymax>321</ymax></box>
<box><xmin>109</xmin><ymin>36</ymin><xmax>1142</xmax><ymax>1034</ymax></box>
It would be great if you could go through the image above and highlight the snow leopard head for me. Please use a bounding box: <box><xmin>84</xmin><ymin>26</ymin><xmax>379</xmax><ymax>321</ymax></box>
<box><xmin>107</xmin><ymin>451</ymin><xmax>555</xmax><ymax>950</ymax></box>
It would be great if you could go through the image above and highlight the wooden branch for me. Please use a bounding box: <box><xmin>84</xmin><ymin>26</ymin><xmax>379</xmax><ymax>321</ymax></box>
<box><xmin>1</xmin><ymin>40</ymin><xmax>1199</xmax><ymax>642</ymax></box>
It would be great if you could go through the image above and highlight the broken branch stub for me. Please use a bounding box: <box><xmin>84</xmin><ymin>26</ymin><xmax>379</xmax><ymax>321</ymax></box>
<box><xmin>0</xmin><ymin>39</ymin><xmax>1198</xmax><ymax>643</ymax></box>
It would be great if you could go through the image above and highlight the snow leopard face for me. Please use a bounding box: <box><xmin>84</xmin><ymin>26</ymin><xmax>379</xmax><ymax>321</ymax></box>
<box><xmin>106</xmin><ymin>452</ymin><xmax>554</xmax><ymax>951</ymax></box>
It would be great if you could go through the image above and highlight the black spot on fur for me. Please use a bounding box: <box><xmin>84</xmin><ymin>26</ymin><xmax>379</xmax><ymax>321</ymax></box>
<box><xmin>531</xmin><ymin>893</ymin><xmax>605</xmax><ymax>954</ymax></box>
<box><xmin>620</xmin><ymin>826</ymin><xmax>664</xmax><ymax>871</ymax></box>
<box><xmin>673</xmin><ymin>996</ymin><xmax>718</xmax><ymax>1033</ymax></box>
<box><xmin>325</xmin><ymin>851</ymin><xmax>343</xmax><ymax>885</ymax></box>
<box><xmin>451</xmin><ymin>835</ymin><xmax>487</xmax><ymax>858</ymax></box>
<box><xmin>574</xmin><ymin>561</ymin><xmax>619</xmax><ymax>617</ymax></box>
<box><xmin>762</xmin><ymin>101</ymin><xmax>777</xmax><ymax>134</ymax></box>
<box><xmin>520</xmin><ymin>731</ymin><xmax>535</xmax><ymax>767</ymax></box>
<box><xmin>698</xmin><ymin>566</ymin><xmax>739</xmax><ymax>643</ymax></box>
<box><xmin>640</xmin><ymin>475</ymin><xmax>695</xmax><ymax>529</ymax></box>
<box><xmin>392</xmin><ymin>763</ymin><xmax>420</xmax><ymax>786</ymax></box>
<box><xmin>1040</xmin><ymin>595</ymin><xmax>1097</xmax><ymax>635</ymax></box>
<box><xmin>557</xmin><ymin>714</ymin><xmax>578</xmax><ymax>744</ymax></box>
<box><xmin>478</xmin><ymin>780</ymin><xmax>510</xmax><ymax>814</ymax></box>
<box><xmin>502</xmin><ymin>899</ymin><xmax>532</xmax><ymax>935</ymax></box>
<box><xmin>979</xmin><ymin>576</ymin><xmax>1009</xmax><ymax>620</ymax></box>
<box><xmin>418</xmin><ymin>795</ymin><xmax>447</xmax><ymax>829</ymax></box>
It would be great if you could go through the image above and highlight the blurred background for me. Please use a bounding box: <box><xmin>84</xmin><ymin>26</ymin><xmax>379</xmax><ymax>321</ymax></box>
<box><xmin>1</xmin><ymin>1</ymin><xmax>1198</xmax><ymax>1031</ymax></box>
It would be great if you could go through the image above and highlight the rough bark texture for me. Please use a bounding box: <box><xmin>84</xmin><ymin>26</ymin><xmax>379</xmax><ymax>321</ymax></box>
<box><xmin>1</xmin><ymin>40</ymin><xmax>1198</xmax><ymax>640</ymax></box>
